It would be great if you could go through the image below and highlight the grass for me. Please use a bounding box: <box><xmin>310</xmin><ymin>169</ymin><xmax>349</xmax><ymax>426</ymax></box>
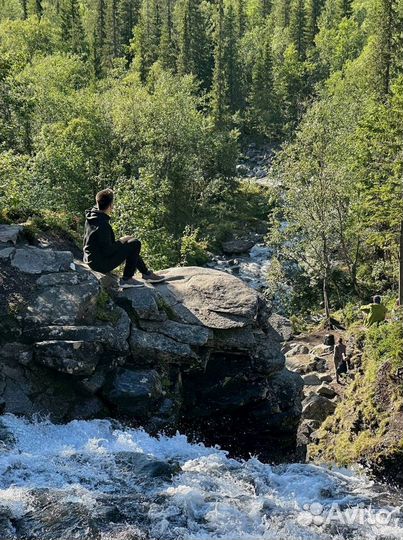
<box><xmin>310</xmin><ymin>319</ymin><xmax>403</xmax><ymax>466</ymax></box>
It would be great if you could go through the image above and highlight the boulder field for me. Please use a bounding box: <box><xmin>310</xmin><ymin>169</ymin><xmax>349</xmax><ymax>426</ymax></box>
<box><xmin>0</xmin><ymin>224</ymin><xmax>303</xmax><ymax>460</ymax></box>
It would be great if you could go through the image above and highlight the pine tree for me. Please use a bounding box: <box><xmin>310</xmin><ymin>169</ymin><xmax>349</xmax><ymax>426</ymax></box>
<box><xmin>21</xmin><ymin>0</ymin><xmax>28</xmax><ymax>18</ymax></box>
<box><xmin>304</xmin><ymin>0</ymin><xmax>324</xmax><ymax>49</ymax></box>
<box><xmin>159</xmin><ymin>0</ymin><xmax>175</xmax><ymax>69</ymax></box>
<box><xmin>118</xmin><ymin>0</ymin><xmax>138</xmax><ymax>51</ymax></box>
<box><xmin>271</xmin><ymin>0</ymin><xmax>291</xmax><ymax>28</ymax></box>
<box><xmin>289</xmin><ymin>0</ymin><xmax>306</xmax><ymax>58</ymax></box>
<box><xmin>175</xmin><ymin>0</ymin><xmax>211</xmax><ymax>88</ymax></box>
<box><xmin>61</xmin><ymin>0</ymin><xmax>88</xmax><ymax>57</ymax></box>
<box><xmin>131</xmin><ymin>0</ymin><xmax>161</xmax><ymax>80</ymax></box>
<box><xmin>108</xmin><ymin>0</ymin><xmax>120</xmax><ymax>57</ymax></box>
<box><xmin>223</xmin><ymin>1</ymin><xmax>241</xmax><ymax>111</ymax></box>
<box><xmin>370</xmin><ymin>0</ymin><xmax>401</xmax><ymax>98</ymax></box>
<box><xmin>35</xmin><ymin>0</ymin><xmax>43</xmax><ymax>18</ymax></box>
<box><xmin>93</xmin><ymin>0</ymin><xmax>107</xmax><ymax>78</ymax></box>
<box><xmin>249</xmin><ymin>30</ymin><xmax>276</xmax><ymax>133</ymax></box>
<box><xmin>211</xmin><ymin>0</ymin><xmax>228</xmax><ymax>126</ymax></box>
<box><xmin>235</xmin><ymin>0</ymin><xmax>245</xmax><ymax>36</ymax></box>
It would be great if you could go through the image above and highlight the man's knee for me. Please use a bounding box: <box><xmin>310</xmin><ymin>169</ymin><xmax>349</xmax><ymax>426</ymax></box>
<box><xmin>128</xmin><ymin>239</ymin><xmax>141</xmax><ymax>254</ymax></box>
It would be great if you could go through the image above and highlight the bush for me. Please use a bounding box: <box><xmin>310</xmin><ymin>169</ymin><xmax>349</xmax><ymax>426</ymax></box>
<box><xmin>180</xmin><ymin>227</ymin><xmax>209</xmax><ymax>266</ymax></box>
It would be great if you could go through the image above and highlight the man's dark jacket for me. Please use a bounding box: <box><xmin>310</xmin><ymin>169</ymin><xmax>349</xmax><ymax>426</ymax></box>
<box><xmin>83</xmin><ymin>208</ymin><xmax>121</xmax><ymax>269</ymax></box>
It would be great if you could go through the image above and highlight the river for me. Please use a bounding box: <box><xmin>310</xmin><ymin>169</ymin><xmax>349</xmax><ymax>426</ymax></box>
<box><xmin>0</xmin><ymin>414</ymin><xmax>402</xmax><ymax>539</ymax></box>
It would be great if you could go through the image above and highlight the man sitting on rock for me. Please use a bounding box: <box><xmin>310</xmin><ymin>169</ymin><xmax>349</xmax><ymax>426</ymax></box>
<box><xmin>83</xmin><ymin>188</ymin><xmax>165</xmax><ymax>288</ymax></box>
<box><xmin>360</xmin><ymin>295</ymin><xmax>387</xmax><ymax>327</ymax></box>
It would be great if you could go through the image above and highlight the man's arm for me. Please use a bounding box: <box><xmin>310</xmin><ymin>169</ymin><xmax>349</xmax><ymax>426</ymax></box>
<box><xmin>96</xmin><ymin>222</ymin><xmax>122</xmax><ymax>257</ymax></box>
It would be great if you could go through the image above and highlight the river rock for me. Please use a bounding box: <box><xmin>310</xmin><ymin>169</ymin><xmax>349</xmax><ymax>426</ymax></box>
<box><xmin>302</xmin><ymin>373</ymin><xmax>322</xmax><ymax>386</ymax></box>
<box><xmin>268</xmin><ymin>313</ymin><xmax>293</xmax><ymax>342</ymax></box>
<box><xmin>302</xmin><ymin>394</ymin><xmax>336</xmax><ymax>423</ymax></box>
<box><xmin>130</xmin><ymin>327</ymin><xmax>197</xmax><ymax>364</ymax></box>
<box><xmin>316</xmin><ymin>384</ymin><xmax>337</xmax><ymax>399</ymax></box>
<box><xmin>0</xmin><ymin>224</ymin><xmax>23</xmax><ymax>244</ymax></box>
<box><xmin>24</xmin><ymin>270</ymin><xmax>100</xmax><ymax>326</ymax></box>
<box><xmin>11</xmin><ymin>246</ymin><xmax>73</xmax><ymax>274</ymax></box>
<box><xmin>159</xmin><ymin>266</ymin><xmax>259</xmax><ymax>329</ymax></box>
<box><xmin>311</xmin><ymin>344</ymin><xmax>332</xmax><ymax>356</ymax></box>
<box><xmin>0</xmin><ymin>247</ymin><xmax>15</xmax><ymax>259</ymax></box>
<box><xmin>222</xmin><ymin>239</ymin><xmax>255</xmax><ymax>254</ymax></box>
<box><xmin>286</xmin><ymin>344</ymin><xmax>310</xmax><ymax>356</ymax></box>
<box><xmin>103</xmin><ymin>368</ymin><xmax>163</xmax><ymax>418</ymax></box>
<box><xmin>286</xmin><ymin>354</ymin><xmax>317</xmax><ymax>374</ymax></box>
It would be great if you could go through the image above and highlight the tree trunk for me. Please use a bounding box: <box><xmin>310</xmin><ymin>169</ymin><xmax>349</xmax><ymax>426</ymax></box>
<box><xmin>323</xmin><ymin>273</ymin><xmax>330</xmax><ymax>322</ymax></box>
<box><xmin>399</xmin><ymin>220</ymin><xmax>403</xmax><ymax>307</ymax></box>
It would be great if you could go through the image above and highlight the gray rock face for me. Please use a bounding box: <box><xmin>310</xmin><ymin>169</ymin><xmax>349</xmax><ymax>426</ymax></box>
<box><xmin>302</xmin><ymin>373</ymin><xmax>322</xmax><ymax>386</ymax></box>
<box><xmin>11</xmin><ymin>246</ymin><xmax>73</xmax><ymax>274</ymax></box>
<box><xmin>0</xmin><ymin>224</ymin><xmax>23</xmax><ymax>244</ymax></box>
<box><xmin>139</xmin><ymin>319</ymin><xmax>211</xmax><ymax>347</ymax></box>
<box><xmin>130</xmin><ymin>327</ymin><xmax>197</xmax><ymax>364</ymax></box>
<box><xmin>35</xmin><ymin>340</ymin><xmax>102</xmax><ymax>376</ymax></box>
<box><xmin>103</xmin><ymin>368</ymin><xmax>163</xmax><ymax>418</ymax></box>
<box><xmin>0</xmin><ymin>234</ymin><xmax>303</xmax><ymax>459</ymax></box>
<box><xmin>286</xmin><ymin>344</ymin><xmax>310</xmax><ymax>356</ymax></box>
<box><xmin>268</xmin><ymin>313</ymin><xmax>293</xmax><ymax>342</ymax></box>
<box><xmin>316</xmin><ymin>384</ymin><xmax>337</xmax><ymax>399</ymax></box>
<box><xmin>25</xmin><ymin>271</ymin><xmax>100</xmax><ymax>326</ymax></box>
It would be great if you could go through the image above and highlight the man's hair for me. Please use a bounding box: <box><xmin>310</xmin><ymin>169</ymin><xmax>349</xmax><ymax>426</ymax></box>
<box><xmin>96</xmin><ymin>188</ymin><xmax>114</xmax><ymax>211</ymax></box>
<box><xmin>373</xmin><ymin>295</ymin><xmax>381</xmax><ymax>304</ymax></box>
<box><xmin>338</xmin><ymin>337</ymin><xmax>343</xmax><ymax>343</ymax></box>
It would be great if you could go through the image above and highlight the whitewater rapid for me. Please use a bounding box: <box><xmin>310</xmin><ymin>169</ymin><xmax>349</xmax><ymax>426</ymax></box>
<box><xmin>0</xmin><ymin>414</ymin><xmax>401</xmax><ymax>540</ymax></box>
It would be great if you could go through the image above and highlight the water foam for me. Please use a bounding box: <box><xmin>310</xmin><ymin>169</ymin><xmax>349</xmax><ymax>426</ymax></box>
<box><xmin>0</xmin><ymin>414</ymin><xmax>401</xmax><ymax>540</ymax></box>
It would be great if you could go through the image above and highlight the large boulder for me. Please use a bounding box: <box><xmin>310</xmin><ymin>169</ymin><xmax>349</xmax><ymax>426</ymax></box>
<box><xmin>11</xmin><ymin>246</ymin><xmax>73</xmax><ymax>274</ymax></box>
<box><xmin>154</xmin><ymin>266</ymin><xmax>259</xmax><ymax>329</ymax></box>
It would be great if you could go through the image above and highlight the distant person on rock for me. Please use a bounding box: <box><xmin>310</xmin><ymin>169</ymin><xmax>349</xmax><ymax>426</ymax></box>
<box><xmin>83</xmin><ymin>188</ymin><xmax>165</xmax><ymax>288</ymax></box>
<box><xmin>360</xmin><ymin>295</ymin><xmax>387</xmax><ymax>327</ymax></box>
<box><xmin>334</xmin><ymin>337</ymin><xmax>347</xmax><ymax>384</ymax></box>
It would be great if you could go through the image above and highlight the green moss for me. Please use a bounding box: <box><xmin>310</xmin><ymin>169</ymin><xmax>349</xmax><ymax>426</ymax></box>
<box><xmin>156</xmin><ymin>296</ymin><xmax>176</xmax><ymax>320</ymax></box>
<box><xmin>95</xmin><ymin>290</ymin><xmax>121</xmax><ymax>325</ymax></box>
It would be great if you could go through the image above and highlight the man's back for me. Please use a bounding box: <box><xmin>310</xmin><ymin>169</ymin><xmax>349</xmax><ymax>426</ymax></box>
<box><xmin>83</xmin><ymin>207</ymin><xmax>119</xmax><ymax>268</ymax></box>
<box><xmin>361</xmin><ymin>303</ymin><xmax>387</xmax><ymax>327</ymax></box>
<box><xmin>334</xmin><ymin>342</ymin><xmax>346</xmax><ymax>368</ymax></box>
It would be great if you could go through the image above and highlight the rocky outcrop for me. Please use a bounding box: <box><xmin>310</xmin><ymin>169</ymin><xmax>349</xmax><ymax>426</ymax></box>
<box><xmin>0</xmin><ymin>225</ymin><xmax>303</xmax><ymax>460</ymax></box>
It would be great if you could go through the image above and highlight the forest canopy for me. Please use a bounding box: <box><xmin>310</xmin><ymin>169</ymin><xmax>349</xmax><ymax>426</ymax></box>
<box><xmin>0</xmin><ymin>0</ymin><xmax>402</xmax><ymax>314</ymax></box>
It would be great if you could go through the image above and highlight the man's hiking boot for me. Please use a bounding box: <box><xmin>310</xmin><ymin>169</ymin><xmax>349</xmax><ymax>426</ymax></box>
<box><xmin>120</xmin><ymin>277</ymin><xmax>145</xmax><ymax>289</ymax></box>
<box><xmin>142</xmin><ymin>271</ymin><xmax>166</xmax><ymax>284</ymax></box>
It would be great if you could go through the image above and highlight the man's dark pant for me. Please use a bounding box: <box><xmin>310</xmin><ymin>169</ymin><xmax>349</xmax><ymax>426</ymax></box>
<box><xmin>91</xmin><ymin>240</ymin><xmax>148</xmax><ymax>279</ymax></box>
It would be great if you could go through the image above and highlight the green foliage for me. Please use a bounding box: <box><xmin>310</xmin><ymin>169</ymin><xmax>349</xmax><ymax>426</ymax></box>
<box><xmin>180</xmin><ymin>226</ymin><xmax>209</xmax><ymax>265</ymax></box>
<box><xmin>311</xmin><ymin>320</ymin><xmax>403</xmax><ymax>466</ymax></box>
<box><xmin>0</xmin><ymin>0</ymin><xmax>402</xmax><ymax>306</ymax></box>
<box><xmin>95</xmin><ymin>289</ymin><xmax>121</xmax><ymax>323</ymax></box>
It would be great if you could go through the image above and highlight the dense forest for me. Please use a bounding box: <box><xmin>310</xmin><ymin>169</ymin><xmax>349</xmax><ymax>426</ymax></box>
<box><xmin>0</xmin><ymin>0</ymin><xmax>402</xmax><ymax>316</ymax></box>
